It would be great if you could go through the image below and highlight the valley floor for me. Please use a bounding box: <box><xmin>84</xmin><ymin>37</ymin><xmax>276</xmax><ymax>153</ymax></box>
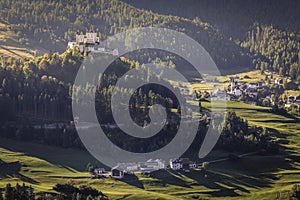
<box><xmin>0</xmin><ymin>101</ymin><xmax>300</xmax><ymax>199</ymax></box>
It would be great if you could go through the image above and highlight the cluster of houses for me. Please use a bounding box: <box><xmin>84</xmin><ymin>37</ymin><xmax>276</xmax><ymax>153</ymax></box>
<box><xmin>224</xmin><ymin>76</ymin><xmax>267</xmax><ymax>100</ymax></box>
<box><xmin>175</xmin><ymin>75</ymin><xmax>291</xmax><ymax>106</ymax></box>
<box><xmin>92</xmin><ymin>158</ymin><xmax>200</xmax><ymax>179</ymax></box>
<box><xmin>68</xmin><ymin>31</ymin><xmax>118</xmax><ymax>56</ymax></box>
<box><xmin>191</xmin><ymin>76</ymin><xmax>270</xmax><ymax>102</ymax></box>
<box><xmin>169</xmin><ymin>158</ymin><xmax>197</xmax><ymax>172</ymax></box>
<box><xmin>206</xmin><ymin>76</ymin><xmax>285</xmax><ymax>102</ymax></box>
<box><xmin>286</xmin><ymin>95</ymin><xmax>300</xmax><ymax>108</ymax></box>
<box><xmin>207</xmin><ymin>76</ymin><xmax>300</xmax><ymax>108</ymax></box>
<box><xmin>226</xmin><ymin>76</ymin><xmax>299</xmax><ymax>107</ymax></box>
<box><xmin>93</xmin><ymin>159</ymin><xmax>165</xmax><ymax>179</ymax></box>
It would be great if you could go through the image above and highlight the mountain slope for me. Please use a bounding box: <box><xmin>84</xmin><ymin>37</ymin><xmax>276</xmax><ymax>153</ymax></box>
<box><xmin>123</xmin><ymin>0</ymin><xmax>300</xmax><ymax>38</ymax></box>
<box><xmin>0</xmin><ymin>0</ymin><xmax>252</xmax><ymax>71</ymax></box>
<box><xmin>0</xmin><ymin>21</ymin><xmax>36</xmax><ymax>59</ymax></box>
<box><xmin>1</xmin><ymin>0</ymin><xmax>299</xmax><ymax>78</ymax></box>
<box><xmin>123</xmin><ymin>0</ymin><xmax>300</xmax><ymax>80</ymax></box>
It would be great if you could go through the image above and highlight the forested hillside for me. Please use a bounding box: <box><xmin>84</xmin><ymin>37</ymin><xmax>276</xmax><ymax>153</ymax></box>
<box><xmin>123</xmin><ymin>0</ymin><xmax>300</xmax><ymax>37</ymax></box>
<box><xmin>124</xmin><ymin>0</ymin><xmax>300</xmax><ymax>80</ymax></box>
<box><xmin>0</xmin><ymin>0</ymin><xmax>299</xmax><ymax>78</ymax></box>
<box><xmin>241</xmin><ymin>24</ymin><xmax>300</xmax><ymax>81</ymax></box>
<box><xmin>0</xmin><ymin>0</ymin><xmax>251</xmax><ymax>71</ymax></box>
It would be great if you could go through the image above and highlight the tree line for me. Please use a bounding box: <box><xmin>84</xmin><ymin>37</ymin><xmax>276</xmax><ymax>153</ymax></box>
<box><xmin>0</xmin><ymin>183</ymin><xmax>107</xmax><ymax>200</ymax></box>
<box><xmin>241</xmin><ymin>24</ymin><xmax>300</xmax><ymax>81</ymax></box>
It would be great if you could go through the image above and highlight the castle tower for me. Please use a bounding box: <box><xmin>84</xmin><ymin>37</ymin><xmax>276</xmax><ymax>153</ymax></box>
<box><xmin>230</xmin><ymin>77</ymin><xmax>235</xmax><ymax>93</ymax></box>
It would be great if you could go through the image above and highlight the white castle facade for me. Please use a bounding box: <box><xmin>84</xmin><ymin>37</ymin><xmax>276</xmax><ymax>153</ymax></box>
<box><xmin>68</xmin><ymin>32</ymin><xmax>118</xmax><ymax>56</ymax></box>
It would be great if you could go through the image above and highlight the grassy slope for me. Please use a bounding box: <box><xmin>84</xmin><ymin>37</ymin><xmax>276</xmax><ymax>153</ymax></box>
<box><xmin>0</xmin><ymin>74</ymin><xmax>300</xmax><ymax>199</ymax></box>
<box><xmin>0</xmin><ymin>139</ymin><xmax>212</xmax><ymax>199</ymax></box>
<box><xmin>0</xmin><ymin>21</ymin><xmax>48</xmax><ymax>59</ymax></box>
<box><xmin>0</xmin><ymin>100</ymin><xmax>300</xmax><ymax>199</ymax></box>
<box><xmin>202</xmin><ymin>101</ymin><xmax>300</xmax><ymax>199</ymax></box>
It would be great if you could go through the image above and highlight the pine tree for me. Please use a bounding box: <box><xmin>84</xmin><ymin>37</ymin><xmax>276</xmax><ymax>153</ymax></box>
<box><xmin>76</xmin><ymin>193</ymin><xmax>82</xmax><ymax>200</ymax></box>
<box><xmin>4</xmin><ymin>184</ymin><xmax>13</xmax><ymax>200</ymax></box>
<box><xmin>0</xmin><ymin>190</ymin><xmax>3</xmax><ymax>200</ymax></box>
<box><xmin>28</xmin><ymin>186</ymin><xmax>35</xmax><ymax>200</ymax></box>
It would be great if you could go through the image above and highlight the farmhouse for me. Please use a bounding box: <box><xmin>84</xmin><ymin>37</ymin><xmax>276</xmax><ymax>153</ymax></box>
<box><xmin>108</xmin><ymin>159</ymin><xmax>166</xmax><ymax>179</ymax></box>
<box><xmin>111</xmin><ymin>166</ymin><xmax>125</xmax><ymax>179</ymax></box>
<box><xmin>138</xmin><ymin>159</ymin><xmax>165</xmax><ymax>173</ymax></box>
<box><xmin>116</xmin><ymin>162</ymin><xmax>138</xmax><ymax>174</ymax></box>
<box><xmin>92</xmin><ymin>168</ymin><xmax>106</xmax><ymax>178</ymax></box>
<box><xmin>169</xmin><ymin>158</ymin><xmax>195</xmax><ymax>172</ymax></box>
<box><xmin>169</xmin><ymin>159</ymin><xmax>182</xmax><ymax>170</ymax></box>
<box><xmin>248</xmin><ymin>80</ymin><xmax>266</xmax><ymax>89</ymax></box>
<box><xmin>189</xmin><ymin>161</ymin><xmax>197</xmax><ymax>169</ymax></box>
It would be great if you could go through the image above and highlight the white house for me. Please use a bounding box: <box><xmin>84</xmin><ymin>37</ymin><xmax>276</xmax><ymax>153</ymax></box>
<box><xmin>275</xmin><ymin>78</ymin><xmax>283</xmax><ymax>85</ymax></box>
<box><xmin>117</xmin><ymin>162</ymin><xmax>138</xmax><ymax>173</ymax></box>
<box><xmin>170</xmin><ymin>158</ymin><xmax>193</xmax><ymax>172</ymax></box>
<box><xmin>248</xmin><ymin>82</ymin><xmax>257</xmax><ymax>89</ymax></box>
<box><xmin>233</xmin><ymin>87</ymin><xmax>243</xmax><ymax>97</ymax></box>
<box><xmin>189</xmin><ymin>161</ymin><xmax>197</xmax><ymax>169</ymax></box>
<box><xmin>94</xmin><ymin>168</ymin><xmax>105</xmax><ymax>174</ymax></box>
<box><xmin>169</xmin><ymin>159</ymin><xmax>182</xmax><ymax>170</ymax></box>
<box><xmin>138</xmin><ymin>159</ymin><xmax>165</xmax><ymax>172</ymax></box>
<box><xmin>111</xmin><ymin>159</ymin><xmax>165</xmax><ymax>176</ymax></box>
<box><xmin>111</xmin><ymin>166</ymin><xmax>124</xmax><ymax>179</ymax></box>
<box><xmin>248</xmin><ymin>81</ymin><xmax>266</xmax><ymax>89</ymax></box>
<box><xmin>93</xmin><ymin>168</ymin><xmax>106</xmax><ymax>178</ymax></box>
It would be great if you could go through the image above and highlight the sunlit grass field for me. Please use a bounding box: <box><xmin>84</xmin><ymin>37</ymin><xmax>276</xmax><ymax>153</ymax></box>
<box><xmin>0</xmin><ymin>21</ymin><xmax>49</xmax><ymax>59</ymax></box>
<box><xmin>0</xmin><ymin>99</ymin><xmax>300</xmax><ymax>199</ymax></box>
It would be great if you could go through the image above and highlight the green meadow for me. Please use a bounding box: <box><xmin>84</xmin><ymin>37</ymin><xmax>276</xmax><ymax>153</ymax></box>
<box><xmin>0</xmin><ymin>100</ymin><xmax>299</xmax><ymax>199</ymax></box>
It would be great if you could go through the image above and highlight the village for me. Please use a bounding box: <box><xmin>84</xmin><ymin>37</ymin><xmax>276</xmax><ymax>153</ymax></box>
<box><xmin>91</xmin><ymin>157</ymin><xmax>206</xmax><ymax>179</ymax></box>
<box><xmin>223</xmin><ymin>75</ymin><xmax>300</xmax><ymax>107</ymax></box>
<box><xmin>176</xmin><ymin>74</ymin><xmax>300</xmax><ymax>109</ymax></box>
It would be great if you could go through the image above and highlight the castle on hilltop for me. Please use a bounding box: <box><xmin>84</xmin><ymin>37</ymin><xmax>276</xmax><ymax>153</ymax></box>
<box><xmin>67</xmin><ymin>32</ymin><xmax>118</xmax><ymax>56</ymax></box>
